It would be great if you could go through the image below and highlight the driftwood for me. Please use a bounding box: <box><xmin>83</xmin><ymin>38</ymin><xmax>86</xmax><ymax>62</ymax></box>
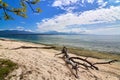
<box><xmin>55</xmin><ymin>46</ymin><xmax>118</xmax><ymax>78</ymax></box>
<box><xmin>11</xmin><ymin>46</ymin><xmax>55</xmax><ymax>50</ymax></box>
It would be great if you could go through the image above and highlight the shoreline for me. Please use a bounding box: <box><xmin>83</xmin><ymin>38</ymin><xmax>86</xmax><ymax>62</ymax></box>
<box><xmin>0</xmin><ymin>38</ymin><xmax>120</xmax><ymax>61</ymax></box>
<box><xmin>1</xmin><ymin>35</ymin><xmax>120</xmax><ymax>54</ymax></box>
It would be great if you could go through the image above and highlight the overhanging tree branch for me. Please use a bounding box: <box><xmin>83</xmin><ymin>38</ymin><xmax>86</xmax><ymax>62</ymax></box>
<box><xmin>0</xmin><ymin>0</ymin><xmax>41</xmax><ymax>20</ymax></box>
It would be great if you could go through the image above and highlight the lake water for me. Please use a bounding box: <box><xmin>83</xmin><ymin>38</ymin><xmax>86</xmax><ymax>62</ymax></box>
<box><xmin>0</xmin><ymin>34</ymin><xmax>120</xmax><ymax>54</ymax></box>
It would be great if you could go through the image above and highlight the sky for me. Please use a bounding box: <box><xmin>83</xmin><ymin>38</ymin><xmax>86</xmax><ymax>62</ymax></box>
<box><xmin>0</xmin><ymin>0</ymin><xmax>120</xmax><ymax>35</ymax></box>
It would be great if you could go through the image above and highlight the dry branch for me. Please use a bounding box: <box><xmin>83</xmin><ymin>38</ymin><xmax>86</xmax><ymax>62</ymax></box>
<box><xmin>93</xmin><ymin>60</ymin><xmax>118</xmax><ymax>65</ymax></box>
<box><xmin>11</xmin><ymin>46</ymin><xmax>55</xmax><ymax>50</ymax></box>
<box><xmin>55</xmin><ymin>46</ymin><xmax>118</xmax><ymax>78</ymax></box>
<box><xmin>69</xmin><ymin>57</ymin><xmax>99</xmax><ymax>70</ymax></box>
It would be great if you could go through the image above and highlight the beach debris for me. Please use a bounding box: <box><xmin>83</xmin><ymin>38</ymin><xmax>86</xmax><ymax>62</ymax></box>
<box><xmin>54</xmin><ymin>46</ymin><xmax>118</xmax><ymax>78</ymax></box>
<box><xmin>11</xmin><ymin>46</ymin><xmax>55</xmax><ymax>50</ymax></box>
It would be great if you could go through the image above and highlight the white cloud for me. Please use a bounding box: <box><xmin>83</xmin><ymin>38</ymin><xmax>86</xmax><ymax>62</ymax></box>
<box><xmin>37</xmin><ymin>6</ymin><xmax>120</xmax><ymax>34</ymax></box>
<box><xmin>52</xmin><ymin>0</ymin><xmax>78</xmax><ymax>7</ymax></box>
<box><xmin>20</xmin><ymin>22</ymin><xmax>25</xmax><ymax>24</ymax></box>
<box><xmin>116</xmin><ymin>0</ymin><xmax>120</xmax><ymax>3</ymax></box>
<box><xmin>52</xmin><ymin>0</ymin><xmax>109</xmax><ymax>11</ymax></box>
<box><xmin>99</xmin><ymin>2</ymin><xmax>108</xmax><ymax>8</ymax></box>
<box><xmin>25</xmin><ymin>29</ymin><xmax>32</xmax><ymax>32</ymax></box>
<box><xmin>97</xmin><ymin>0</ymin><xmax>104</xmax><ymax>5</ymax></box>
<box><xmin>52</xmin><ymin>0</ymin><xmax>96</xmax><ymax>7</ymax></box>
<box><xmin>52</xmin><ymin>0</ymin><xmax>79</xmax><ymax>12</ymax></box>
<box><xmin>86</xmin><ymin>26</ymin><xmax>120</xmax><ymax>35</ymax></box>
<box><xmin>97</xmin><ymin>0</ymin><xmax>108</xmax><ymax>8</ymax></box>
<box><xmin>16</xmin><ymin>26</ymin><xmax>32</xmax><ymax>32</ymax></box>
<box><xmin>81</xmin><ymin>0</ymin><xmax>95</xmax><ymax>4</ymax></box>
<box><xmin>16</xmin><ymin>26</ymin><xmax>24</xmax><ymax>30</ymax></box>
<box><xmin>52</xmin><ymin>0</ymin><xmax>62</xmax><ymax>7</ymax></box>
<box><xmin>64</xmin><ymin>6</ymin><xmax>77</xmax><ymax>12</ymax></box>
<box><xmin>87</xmin><ymin>0</ymin><xmax>94</xmax><ymax>3</ymax></box>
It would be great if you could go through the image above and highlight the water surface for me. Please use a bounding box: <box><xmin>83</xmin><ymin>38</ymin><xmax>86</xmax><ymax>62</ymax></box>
<box><xmin>0</xmin><ymin>34</ymin><xmax>120</xmax><ymax>54</ymax></box>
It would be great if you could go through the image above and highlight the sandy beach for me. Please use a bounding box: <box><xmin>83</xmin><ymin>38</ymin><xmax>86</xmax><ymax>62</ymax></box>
<box><xmin>0</xmin><ymin>38</ymin><xmax>120</xmax><ymax>80</ymax></box>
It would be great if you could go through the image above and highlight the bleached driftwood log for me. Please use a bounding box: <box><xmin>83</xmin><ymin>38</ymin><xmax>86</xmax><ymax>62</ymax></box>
<box><xmin>55</xmin><ymin>46</ymin><xmax>118</xmax><ymax>78</ymax></box>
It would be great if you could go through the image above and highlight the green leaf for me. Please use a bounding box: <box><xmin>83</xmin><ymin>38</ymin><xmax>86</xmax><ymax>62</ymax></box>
<box><xmin>4</xmin><ymin>14</ymin><xmax>13</xmax><ymax>20</ymax></box>
<box><xmin>2</xmin><ymin>2</ymin><xmax>8</xmax><ymax>7</ymax></box>
<box><xmin>0</xmin><ymin>0</ymin><xmax>2</xmax><ymax>3</ymax></box>
<box><xmin>20</xmin><ymin>1</ymin><xmax>26</xmax><ymax>7</ymax></box>
<box><xmin>31</xmin><ymin>0</ymin><xmax>40</xmax><ymax>4</ymax></box>
<box><xmin>36</xmin><ymin>8</ymin><xmax>41</xmax><ymax>12</ymax></box>
<box><xmin>20</xmin><ymin>13</ymin><xmax>27</xmax><ymax>18</ymax></box>
<box><xmin>21</xmin><ymin>7</ymin><xmax>26</xmax><ymax>12</ymax></box>
<box><xmin>12</xmin><ymin>8</ymin><xmax>25</xmax><ymax>17</ymax></box>
<box><xmin>0</xmin><ymin>0</ymin><xmax>41</xmax><ymax>20</ymax></box>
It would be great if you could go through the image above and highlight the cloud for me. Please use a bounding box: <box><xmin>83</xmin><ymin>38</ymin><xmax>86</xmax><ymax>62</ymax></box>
<box><xmin>25</xmin><ymin>29</ymin><xmax>32</xmax><ymax>32</ymax></box>
<box><xmin>16</xmin><ymin>26</ymin><xmax>32</xmax><ymax>32</ymax></box>
<box><xmin>37</xmin><ymin>6</ymin><xmax>120</xmax><ymax>34</ymax></box>
<box><xmin>52</xmin><ymin>0</ymin><xmax>78</xmax><ymax>7</ymax></box>
<box><xmin>52</xmin><ymin>0</ymin><xmax>79</xmax><ymax>12</ymax></box>
<box><xmin>52</xmin><ymin>0</ymin><xmax>109</xmax><ymax>11</ymax></box>
<box><xmin>52</xmin><ymin>0</ymin><xmax>96</xmax><ymax>7</ymax></box>
<box><xmin>98</xmin><ymin>1</ymin><xmax>108</xmax><ymax>8</ymax></box>
<box><xmin>16</xmin><ymin>26</ymin><xmax>24</xmax><ymax>30</ymax></box>
<box><xmin>87</xmin><ymin>0</ymin><xmax>94</xmax><ymax>3</ymax></box>
<box><xmin>86</xmin><ymin>25</ymin><xmax>120</xmax><ymax>35</ymax></box>
<box><xmin>20</xmin><ymin>22</ymin><xmax>25</xmax><ymax>24</ymax></box>
<box><xmin>116</xmin><ymin>0</ymin><xmax>120</xmax><ymax>3</ymax></box>
<box><xmin>97</xmin><ymin>0</ymin><xmax>104</xmax><ymax>5</ymax></box>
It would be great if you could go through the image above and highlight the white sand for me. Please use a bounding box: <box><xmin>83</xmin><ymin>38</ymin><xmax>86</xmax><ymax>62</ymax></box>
<box><xmin>0</xmin><ymin>39</ymin><xmax>120</xmax><ymax>80</ymax></box>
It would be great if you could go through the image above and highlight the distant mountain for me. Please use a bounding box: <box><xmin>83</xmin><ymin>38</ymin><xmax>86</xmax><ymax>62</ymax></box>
<box><xmin>39</xmin><ymin>31</ymin><xmax>66</xmax><ymax>35</ymax></box>
<box><xmin>38</xmin><ymin>31</ymin><xmax>80</xmax><ymax>35</ymax></box>
<box><xmin>0</xmin><ymin>30</ymin><xmax>34</xmax><ymax>35</ymax></box>
<box><xmin>0</xmin><ymin>30</ymin><xmax>81</xmax><ymax>35</ymax></box>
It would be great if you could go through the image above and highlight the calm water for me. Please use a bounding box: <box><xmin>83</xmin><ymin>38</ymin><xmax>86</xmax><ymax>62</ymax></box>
<box><xmin>0</xmin><ymin>34</ymin><xmax>120</xmax><ymax>54</ymax></box>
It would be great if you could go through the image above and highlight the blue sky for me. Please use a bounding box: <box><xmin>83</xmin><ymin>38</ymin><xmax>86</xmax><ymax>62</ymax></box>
<box><xmin>0</xmin><ymin>0</ymin><xmax>120</xmax><ymax>35</ymax></box>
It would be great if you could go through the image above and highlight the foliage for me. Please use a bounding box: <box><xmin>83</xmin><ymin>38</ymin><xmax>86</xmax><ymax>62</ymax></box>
<box><xmin>0</xmin><ymin>59</ymin><xmax>17</xmax><ymax>80</ymax></box>
<box><xmin>0</xmin><ymin>0</ymin><xmax>41</xmax><ymax>20</ymax></box>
